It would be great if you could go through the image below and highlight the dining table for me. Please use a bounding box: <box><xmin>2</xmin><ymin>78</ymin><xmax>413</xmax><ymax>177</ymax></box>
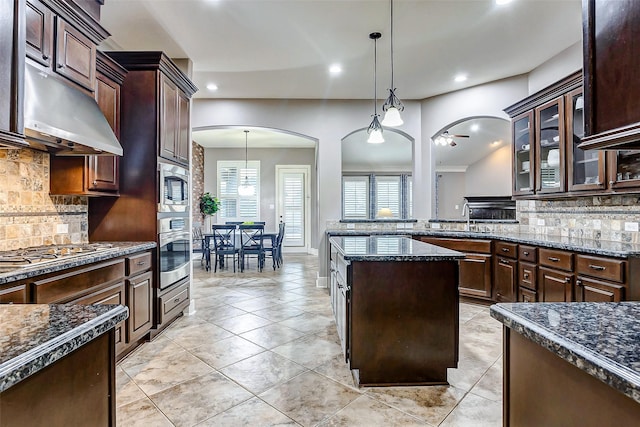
<box><xmin>203</xmin><ymin>229</ymin><xmax>278</xmax><ymax>272</ymax></box>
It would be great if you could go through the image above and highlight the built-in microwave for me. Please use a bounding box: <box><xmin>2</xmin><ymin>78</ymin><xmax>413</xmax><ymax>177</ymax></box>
<box><xmin>159</xmin><ymin>162</ymin><xmax>189</xmax><ymax>213</ymax></box>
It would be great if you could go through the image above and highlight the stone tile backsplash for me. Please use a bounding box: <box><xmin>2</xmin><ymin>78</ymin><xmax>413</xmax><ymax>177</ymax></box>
<box><xmin>0</xmin><ymin>149</ymin><xmax>88</xmax><ymax>251</ymax></box>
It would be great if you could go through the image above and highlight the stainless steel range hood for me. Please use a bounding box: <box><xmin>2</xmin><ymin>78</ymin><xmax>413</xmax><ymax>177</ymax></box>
<box><xmin>23</xmin><ymin>63</ymin><xmax>123</xmax><ymax>156</ymax></box>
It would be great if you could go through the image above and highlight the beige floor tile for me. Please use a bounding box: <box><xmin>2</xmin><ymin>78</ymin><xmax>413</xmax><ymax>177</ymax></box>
<box><xmin>312</xmin><ymin>354</ymin><xmax>360</xmax><ymax>391</ymax></box>
<box><xmin>196</xmin><ymin>397</ymin><xmax>299</xmax><ymax>426</ymax></box>
<box><xmin>116</xmin><ymin>366</ymin><xmax>147</xmax><ymax>408</ymax></box>
<box><xmin>470</xmin><ymin>357</ymin><xmax>503</xmax><ymax>402</ymax></box>
<box><xmin>119</xmin><ymin>335</ymin><xmax>186</xmax><ymax>371</ymax></box>
<box><xmin>252</xmin><ymin>304</ymin><xmax>306</xmax><ymax>322</ymax></box>
<box><xmin>190</xmin><ymin>335</ymin><xmax>265</xmax><ymax>369</ymax></box>
<box><xmin>272</xmin><ymin>334</ymin><xmax>343</xmax><ymax>370</ymax></box>
<box><xmin>279</xmin><ymin>312</ymin><xmax>336</xmax><ymax>334</ymax></box>
<box><xmin>219</xmin><ymin>351</ymin><xmax>307</xmax><ymax>394</ymax></box>
<box><xmin>122</xmin><ymin>350</ymin><xmax>216</xmax><ymax>396</ymax></box>
<box><xmin>116</xmin><ymin>397</ymin><xmax>173</xmax><ymax>427</ymax></box>
<box><xmin>163</xmin><ymin>321</ymin><xmax>234</xmax><ymax>350</ymax></box>
<box><xmin>439</xmin><ymin>392</ymin><xmax>502</xmax><ymax>427</ymax></box>
<box><xmin>214</xmin><ymin>312</ymin><xmax>274</xmax><ymax>334</ymax></box>
<box><xmin>195</xmin><ymin>304</ymin><xmax>248</xmax><ymax>323</ymax></box>
<box><xmin>447</xmin><ymin>358</ymin><xmax>491</xmax><ymax>392</ymax></box>
<box><xmin>366</xmin><ymin>385</ymin><xmax>467</xmax><ymax>425</ymax></box>
<box><xmin>149</xmin><ymin>371</ymin><xmax>253</xmax><ymax>427</ymax></box>
<box><xmin>317</xmin><ymin>395</ymin><xmax>428</xmax><ymax>427</ymax></box>
<box><xmin>239</xmin><ymin>322</ymin><xmax>307</xmax><ymax>349</ymax></box>
<box><xmin>259</xmin><ymin>371</ymin><xmax>361</xmax><ymax>426</ymax></box>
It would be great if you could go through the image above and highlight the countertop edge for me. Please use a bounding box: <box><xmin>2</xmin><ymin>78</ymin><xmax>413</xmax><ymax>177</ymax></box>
<box><xmin>0</xmin><ymin>305</ymin><xmax>129</xmax><ymax>392</ymax></box>
<box><xmin>0</xmin><ymin>242</ymin><xmax>157</xmax><ymax>285</ymax></box>
<box><xmin>328</xmin><ymin>235</ymin><xmax>464</xmax><ymax>261</ymax></box>
<box><xmin>490</xmin><ymin>303</ymin><xmax>640</xmax><ymax>404</ymax></box>
<box><xmin>326</xmin><ymin>230</ymin><xmax>640</xmax><ymax>258</ymax></box>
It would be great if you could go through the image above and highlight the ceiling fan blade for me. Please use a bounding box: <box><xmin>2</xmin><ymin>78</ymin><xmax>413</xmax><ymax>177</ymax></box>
<box><xmin>450</xmin><ymin>134</ymin><xmax>470</xmax><ymax>138</ymax></box>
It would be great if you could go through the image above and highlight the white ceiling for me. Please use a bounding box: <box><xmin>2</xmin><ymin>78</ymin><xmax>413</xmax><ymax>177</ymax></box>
<box><xmin>433</xmin><ymin>117</ymin><xmax>511</xmax><ymax>169</ymax></box>
<box><xmin>100</xmin><ymin>0</ymin><xmax>582</xmax><ymax>101</ymax></box>
<box><xmin>342</xmin><ymin>129</ymin><xmax>412</xmax><ymax>171</ymax></box>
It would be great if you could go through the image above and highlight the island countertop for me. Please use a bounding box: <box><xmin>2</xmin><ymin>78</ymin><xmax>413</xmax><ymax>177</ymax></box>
<box><xmin>490</xmin><ymin>302</ymin><xmax>640</xmax><ymax>404</ymax></box>
<box><xmin>0</xmin><ymin>304</ymin><xmax>128</xmax><ymax>392</ymax></box>
<box><xmin>329</xmin><ymin>235</ymin><xmax>464</xmax><ymax>262</ymax></box>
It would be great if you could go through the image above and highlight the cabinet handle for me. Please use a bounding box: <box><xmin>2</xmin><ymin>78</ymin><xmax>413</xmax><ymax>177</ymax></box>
<box><xmin>42</xmin><ymin>54</ymin><xmax>49</xmax><ymax>60</ymax></box>
<box><xmin>610</xmin><ymin>180</ymin><xmax>615</xmax><ymax>186</ymax></box>
<box><xmin>173</xmin><ymin>297</ymin><xmax>180</xmax><ymax>303</ymax></box>
<box><xmin>499</xmin><ymin>258</ymin><xmax>510</xmax><ymax>264</ymax></box>
<box><xmin>576</xmin><ymin>279</ymin><xmax>583</xmax><ymax>286</ymax></box>
<box><xmin>92</xmin><ymin>180</ymin><xmax>97</xmax><ymax>186</ymax></box>
<box><xmin>137</xmin><ymin>261</ymin><xmax>146</xmax><ymax>266</ymax></box>
<box><xmin>548</xmin><ymin>256</ymin><xmax>560</xmax><ymax>262</ymax></box>
<box><xmin>57</xmin><ymin>63</ymin><xmax>64</xmax><ymax>69</ymax></box>
<box><xmin>501</xmin><ymin>248</ymin><xmax>510</xmax><ymax>253</ymax></box>
<box><xmin>565</xmin><ymin>277</ymin><xmax>571</xmax><ymax>283</ymax></box>
<box><xmin>523</xmin><ymin>251</ymin><xmax>529</xmax><ymax>256</ymax></box>
<box><xmin>524</xmin><ymin>273</ymin><xmax>529</xmax><ymax>279</ymax></box>
<box><xmin>588</xmin><ymin>264</ymin><xmax>606</xmax><ymax>271</ymax></box>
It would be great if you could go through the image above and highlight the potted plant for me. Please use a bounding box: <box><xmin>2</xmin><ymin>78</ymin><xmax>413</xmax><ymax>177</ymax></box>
<box><xmin>199</xmin><ymin>192</ymin><xmax>219</xmax><ymax>230</ymax></box>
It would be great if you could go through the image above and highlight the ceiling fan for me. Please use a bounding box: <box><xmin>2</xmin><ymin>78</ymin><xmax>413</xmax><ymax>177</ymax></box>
<box><xmin>434</xmin><ymin>130</ymin><xmax>470</xmax><ymax>147</ymax></box>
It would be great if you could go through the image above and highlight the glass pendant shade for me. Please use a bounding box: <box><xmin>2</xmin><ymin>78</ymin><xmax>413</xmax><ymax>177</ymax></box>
<box><xmin>367</xmin><ymin>114</ymin><xmax>384</xmax><ymax>144</ymax></box>
<box><xmin>381</xmin><ymin>104</ymin><xmax>403</xmax><ymax>127</ymax></box>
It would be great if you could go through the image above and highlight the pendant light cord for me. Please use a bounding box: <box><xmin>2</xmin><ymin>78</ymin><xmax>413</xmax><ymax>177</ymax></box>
<box><xmin>390</xmin><ymin>0</ymin><xmax>394</xmax><ymax>90</ymax></box>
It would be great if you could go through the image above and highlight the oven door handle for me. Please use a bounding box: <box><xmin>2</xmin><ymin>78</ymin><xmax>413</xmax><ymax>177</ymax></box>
<box><xmin>159</xmin><ymin>231</ymin><xmax>191</xmax><ymax>246</ymax></box>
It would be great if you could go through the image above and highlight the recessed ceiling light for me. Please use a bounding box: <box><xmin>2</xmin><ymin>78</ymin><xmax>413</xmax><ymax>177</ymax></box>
<box><xmin>329</xmin><ymin>64</ymin><xmax>342</xmax><ymax>75</ymax></box>
<box><xmin>495</xmin><ymin>0</ymin><xmax>513</xmax><ymax>5</ymax></box>
<box><xmin>470</xmin><ymin>124</ymin><xmax>480</xmax><ymax>132</ymax></box>
<box><xmin>492</xmin><ymin>140</ymin><xmax>502</xmax><ymax>146</ymax></box>
<box><xmin>206</xmin><ymin>83</ymin><xmax>218</xmax><ymax>91</ymax></box>
<box><xmin>454</xmin><ymin>74</ymin><xmax>467</xmax><ymax>82</ymax></box>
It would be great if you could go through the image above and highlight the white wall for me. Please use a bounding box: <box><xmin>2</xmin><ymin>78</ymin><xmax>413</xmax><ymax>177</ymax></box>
<box><xmin>192</xmin><ymin>98</ymin><xmax>423</xmax><ymax>256</ymax></box>
<box><xmin>465</xmin><ymin>145</ymin><xmax>512</xmax><ymax>196</ymax></box>
<box><xmin>528</xmin><ymin>41</ymin><xmax>582</xmax><ymax>95</ymax></box>
<box><xmin>435</xmin><ymin>172</ymin><xmax>466</xmax><ymax>219</ymax></box>
<box><xmin>420</xmin><ymin>75</ymin><xmax>530</xmax><ymax>218</ymax></box>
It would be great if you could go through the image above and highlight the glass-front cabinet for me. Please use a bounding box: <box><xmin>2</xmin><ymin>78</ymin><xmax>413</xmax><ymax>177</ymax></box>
<box><xmin>513</xmin><ymin>111</ymin><xmax>534</xmax><ymax>196</ymax></box>
<box><xmin>566</xmin><ymin>88</ymin><xmax>606</xmax><ymax>191</ymax></box>
<box><xmin>609</xmin><ymin>151</ymin><xmax>640</xmax><ymax>189</ymax></box>
<box><xmin>535</xmin><ymin>98</ymin><xmax>565</xmax><ymax>194</ymax></box>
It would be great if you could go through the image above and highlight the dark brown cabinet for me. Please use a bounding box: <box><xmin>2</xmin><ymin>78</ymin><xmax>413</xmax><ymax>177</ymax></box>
<box><xmin>420</xmin><ymin>237</ymin><xmax>493</xmax><ymax>300</ymax></box>
<box><xmin>54</xmin><ymin>17</ymin><xmax>95</xmax><ymax>91</ymax></box>
<box><xmin>0</xmin><ymin>0</ymin><xmax>27</xmax><ymax>148</ymax></box>
<box><xmin>494</xmin><ymin>241</ymin><xmax>518</xmax><ymax>302</ymax></box>
<box><xmin>127</xmin><ymin>271</ymin><xmax>153</xmax><ymax>343</ymax></box>
<box><xmin>539</xmin><ymin>267</ymin><xmax>573</xmax><ymax>302</ymax></box>
<box><xmin>580</xmin><ymin>0</ymin><xmax>640</xmax><ymax>150</ymax></box>
<box><xmin>25</xmin><ymin>0</ymin><xmax>53</xmax><ymax>67</ymax></box>
<box><xmin>512</xmin><ymin>111</ymin><xmax>535</xmax><ymax>195</ymax></box>
<box><xmin>0</xmin><ymin>283</ymin><xmax>29</xmax><ymax>304</ymax></box>
<box><xmin>535</xmin><ymin>97</ymin><xmax>565</xmax><ymax>194</ymax></box>
<box><xmin>160</xmin><ymin>74</ymin><xmax>191</xmax><ymax>165</ymax></box>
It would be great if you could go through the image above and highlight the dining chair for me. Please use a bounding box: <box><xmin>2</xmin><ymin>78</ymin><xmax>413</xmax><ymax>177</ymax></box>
<box><xmin>238</xmin><ymin>224</ymin><xmax>264</xmax><ymax>272</ymax></box>
<box><xmin>225</xmin><ymin>221</ymin><xmax>243</xmax><ymax>225</ymax></box>
<box><xmin>211</xmin><ymin>224</ymin><xmax>239</xmax><ymax>272</ymax></box>
<box><xmin>192</xmin><ymin>226</ymin><xmax>205</xmax><ymax>266</ymax></box>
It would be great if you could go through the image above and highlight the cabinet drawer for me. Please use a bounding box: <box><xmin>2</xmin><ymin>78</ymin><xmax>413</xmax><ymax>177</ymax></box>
<box><xmin>335</xmin><ymin>254</ymin><xmax>348</xmax><ymax>285</ymax></box>
<box><xmin>33</xmin><ymin>258</ymin><xmax>125</xmax><ymax>303</ymax></box>
<box><xmin>518</xmin><ymin>245</ymin><xmax>538</xmax><ymax>263</ymax></box>
<box><xmin>495</xmin><ymin>241</ymin><xmax>518</xmax><ymax>259</ymax></box>
<box><xmin>126</xmin><ymin>251</ymin><xmax>152</xmax><ymax>276</ymax></box>
<box><xmin>158</xmin><ymin>279</ymin><xmax>190</xmax><ymax>325</ymax></box>
<box><xmin>0</xmin><ymin>284</ymin><xmax>28</xmax><ymax>304</ymax></box>
<box><xmin>576</xmin><ymin>255</ymin><xmax>625</xmax><ymax>283</ymax></box>
<box><xmin>519</xmin><ymin>262</ymin><xmax>537</xmax><ymax>291</ymax></box>
<box><xmin>576</xmin><ymin>276</ymin><xmax>625</xmax><ymax>302</ymax></box>
<box><xmin>420</xmin><ymin>237</ymin><xmax>492</xmax><ymax>254</ymax></box>
<box><xmin>519</xmin><ymin>287</ymin><xmax>537</xmax><ymax>303</ymax></box>
<box><xmin>539</xmin><ymin>248</ymin><xmax>573</xmax><ymax>271</ymax></box>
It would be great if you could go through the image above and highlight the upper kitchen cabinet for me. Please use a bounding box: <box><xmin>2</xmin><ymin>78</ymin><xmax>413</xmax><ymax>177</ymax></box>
<box><xmin>0</xmin><ymin>0</ymin><xmax>28</xmax><ymax>148</ymax></box>
<box><xmin>505</xmin><ymin>71</ymin><xmax>610</xmax><ymax>199</ymax></box>
<box><xmin>106</xmin><ymin>52</ymin><xmax>197</xmax><ymax>167</ymax></box>
<box><xmin>50</xmin><ymin>51</ymin><xmax>126</xmax><ymax>195</ymax></box>
<box><xmin>579</xmin><ymin>0</ymin><xmax>640</xmax><ymax>150</ymax></box>
<box><xmin>24</xmin><ymin>0</ymin><xmax>109</xmax><ymax>93</ymax></box>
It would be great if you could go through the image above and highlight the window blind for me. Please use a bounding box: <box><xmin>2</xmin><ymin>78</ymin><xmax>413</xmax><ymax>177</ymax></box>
<box><xmin>342</xmin><ymin>176</ymin><xmax>369</xmax><ymax>219</ymax></box>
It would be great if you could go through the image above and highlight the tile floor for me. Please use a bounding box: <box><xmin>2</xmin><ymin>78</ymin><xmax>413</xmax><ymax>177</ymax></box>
<box><xmin>116</xmin><ymin>254</ymin><xmax>503</xmax><ymax>426</ymax></box>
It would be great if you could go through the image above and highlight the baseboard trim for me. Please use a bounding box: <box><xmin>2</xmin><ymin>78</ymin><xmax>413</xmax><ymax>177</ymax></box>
<box><xmin>316</xmin><ymin>274</ymin><xmax>328</xmax><ymax>288</ymax></box>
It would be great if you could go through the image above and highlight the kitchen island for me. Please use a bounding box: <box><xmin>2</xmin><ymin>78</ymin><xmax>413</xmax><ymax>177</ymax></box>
<box><xmin>491</xmin><ymin>302</ymin><xmax>640</xmax><ymax>427</ymax></box>
<box><xmin>329</xmin><ymin>235</ymin><xmax>464</xmax><ymax>386</ymax></box>
<box><xmin>0</xmin><ymin>303</ymin><xmax>128</xmax><ymax>426</ymax></box>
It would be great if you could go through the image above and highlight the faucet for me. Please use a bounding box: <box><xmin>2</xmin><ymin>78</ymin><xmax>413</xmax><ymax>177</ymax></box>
<box><xmin>461</xmin><ymin>202</ymin><xmax>471</xmax><ymax>231</ymax></box>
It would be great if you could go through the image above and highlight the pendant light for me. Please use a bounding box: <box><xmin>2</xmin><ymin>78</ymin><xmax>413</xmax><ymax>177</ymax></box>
<box><xmin>367</xmin><ymin>32</ymin><xmax>384</xmax><ymax>144</ymax></box>
<box><xmin>238</xmin><ymin>130</ymin><xmax>255</xmax><ymax>196</ymax></box>
<box><xmin>381</xmin><ymin>0</ymin><xmax>404</xmax><ymax>127</ymax></box>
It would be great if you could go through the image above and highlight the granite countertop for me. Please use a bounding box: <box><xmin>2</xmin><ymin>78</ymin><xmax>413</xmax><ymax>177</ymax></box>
<box><xmin>490</xmin><ymin>302</ymin><xmax>640</xmax><ymax>404</ymax></box>
<box><xmin>0</xmin><ymin>304</ymin><xmax>128</xmax><ymax>392</ymax></box>
<box><xmin>329</xmin><ymin>235</ymin><xmax>464</xmax><ymax>262</ymax></box>
<box><xmin>326</xmin><ymin>229</ymin><xmax>640</xmax><ymax>258</ymax></box>
<box><xmin>0</xmin><ymin>242</ymin><xmax>156</xmax><ymax>285</ymax></box>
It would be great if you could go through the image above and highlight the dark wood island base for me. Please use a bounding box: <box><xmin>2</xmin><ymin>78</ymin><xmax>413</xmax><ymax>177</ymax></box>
<box><xmin>329</xmin><ymin>235</ymin><xmax>464</xmax><ymax>387</ymax></box>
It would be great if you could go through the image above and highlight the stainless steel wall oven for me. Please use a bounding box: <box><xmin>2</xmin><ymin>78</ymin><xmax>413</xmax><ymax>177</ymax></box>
<box><xmin>158</xmin><ymin>216</ymin><xmax>190</xmax><ymax>290</ymax></box>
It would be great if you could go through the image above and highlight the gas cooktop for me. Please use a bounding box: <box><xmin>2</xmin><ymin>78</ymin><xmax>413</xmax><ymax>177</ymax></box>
<box><xmin>0</xmin><ymin>243</ymin><xmax>115</xmax><ymax>270</ymax></box>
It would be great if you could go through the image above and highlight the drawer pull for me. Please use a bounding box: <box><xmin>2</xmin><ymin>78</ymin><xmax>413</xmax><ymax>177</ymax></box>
<box><xmin>548</xmin><ymin>256</ymin><xmax>560</xmax><ymax>262</ymax></box>
<box><xmin>523</xmin><ymin>251</ymin><xmax>529</xmax><ymax>256</ymax></box>
<box><xmin>565</xmin><ymin>277</ymin><xmax>571</xmax><ymax>283</ymax></box>
<box><xmin>576</xmin><ymin>279</ymin><xmax>583</xmax><ymax>286</ymax></box>
<box><xmin>501</xmin><ymin>248</ymin><xmax>510</xmax><ymax>253</ymax></box>
<box><xmin>588</xmin><ymin>264</ymin><xmax>606</xmax><ymax>271</ymax></box>
<box><xmin>173</xmin><ymin>297</ymin><xmax>181</xmax><ymax>303</ymax></box>
<box><xmin>523</xmin><ymin>273</ymin><xmax>529</xmax><ymax>279</ymax></box>
<box><xmin>499</xmin><ymin>258</ymin><xmax>510</xmax><ymax>264</ymax></box>
<box><xmin>136</xmin><ymin>261</ymin><xmax>147</xmax><ymax>266</ymax></box>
